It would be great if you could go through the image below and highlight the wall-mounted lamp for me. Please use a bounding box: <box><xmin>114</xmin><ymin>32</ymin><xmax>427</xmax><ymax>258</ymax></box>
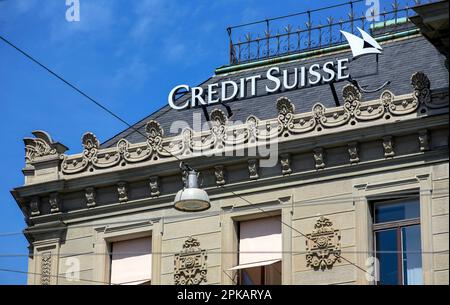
<box><xmin>174</xmin><ymin>162</ymin><xmax>211</xmax><ymax>212</ymax></box>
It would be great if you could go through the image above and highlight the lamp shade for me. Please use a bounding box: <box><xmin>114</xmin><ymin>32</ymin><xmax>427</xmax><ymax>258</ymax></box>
<box><xmin>174</xmin><ymin>188</ymin><xmax>210</xmax><ymax>212</ymax></box>
<box><xmin>174</xmin><ymin>168</ymin><xmax>210</xmax><ymax>212</ymax></box>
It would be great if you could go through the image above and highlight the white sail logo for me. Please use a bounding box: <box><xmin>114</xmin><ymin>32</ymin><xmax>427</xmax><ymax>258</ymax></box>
<box><xmin>340</xmin><ymin>27</ymin><xmax>382</xmax><ymax>58</ymax></box>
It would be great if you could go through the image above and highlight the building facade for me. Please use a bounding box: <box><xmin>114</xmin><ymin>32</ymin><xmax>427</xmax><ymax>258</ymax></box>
<box><xmin>12</xmin><ymin>1</ymin><xmax>449</xmax><ymax>285</ymax></box>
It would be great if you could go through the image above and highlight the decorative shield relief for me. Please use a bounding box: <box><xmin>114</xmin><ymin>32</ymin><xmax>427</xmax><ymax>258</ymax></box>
<box><xmin>306</xmin><ymin>216</ymin><xmax>341</xmax><ymax>270</ymax></box>
<box><xmin>174</xmin><ymin>237</ymin><xmax>207</xmax><ymax>285</ymax></box>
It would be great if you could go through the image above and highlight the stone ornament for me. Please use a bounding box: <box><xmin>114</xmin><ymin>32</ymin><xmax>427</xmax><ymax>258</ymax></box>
<box><xmin>30</xmin><ymin>196</ymin><xmax>40</xmax><ymax>216</ymax></box>
<box><xmin>383</xmin><ymin>136</ymin><xmax>395</xmax><ymax>158</ymax></box>
<box><xmin>214</xmin><ymin>165</ymin><xmax>226</xmax><ymax>186</ymax></box>
<box><xmin>23</xmin><ymin>130</ymin><xmax>67</xmax><ymax>163</ymax></box>
<box><xmin>85</xmin><ymin>187</ymin><xmax>96</xmax><ymax>208</ymax></box>
<box><xmin>174</xmin><ymin>237</ymin><xmax>207</xmax><ymax>285</ymax></box>
<box><xmin>48</xmin><ymin>72</ymin><xmax>445</xmax><ymax>175</ymax></box>
<box><xmin>248</xmin><ymin>159</ymin><xmax>259</xmax><ymax>180</ymax></box>
<box><xmin>277</xmin><ymin>97</ymin><xmax>295</xmax><ymax>136</ymax></box>
<box><xmin>117</xmin><ymin>182</ymin><xmax>128</xmax><ymax>202</ymax></box>
<box><xmin>313</xmin><ymin>148</ymin><xmax>325</xmax><ymax>169</ymax></box>
<box><xmin>411</xmin><ymin>71</ymin><xmax>431</xmax><ymax>106</ymax></box>
<box><xmin>149</xmin><ymin>176</ymin><xmax>160</xmax><ymax>197</ymax></box>
<box><xmin>49</xmin><ymin>193</ymin><xmax>60</xmax><ymax>213</ymax></box>
<box><xmin>343</xmin><ymin>83</ymin><xmax>362</xmax><ymax>118</ymax></box>
<box><xmin>348</xmin><ymin>142</ymin><xmax>360</xmax><ymax>164</ymax></box>
<box><xmin>418</xmin><ymin>130</ymin><xmax>430</xmax><ymax>152</ymax></box>
<box><xmin>280</xmin><ymin>153</ymin><xmax>292</xmax><ymax>175</ymax></box>
<box><xmin>306</xmin><ymin>216</ymin><xmax>341</xmax><ymax>270</ymax></box>
<box><xmin>41</xmin><ymin>252</ymin><xmax>52</xmax><ymax>285</ymax></box>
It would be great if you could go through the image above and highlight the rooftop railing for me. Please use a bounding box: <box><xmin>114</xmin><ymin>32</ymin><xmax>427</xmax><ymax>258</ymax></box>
<box><xmin>227</xmin><ymin>0</ymin><xmax>437</xmax><ymax>65</ymax></box>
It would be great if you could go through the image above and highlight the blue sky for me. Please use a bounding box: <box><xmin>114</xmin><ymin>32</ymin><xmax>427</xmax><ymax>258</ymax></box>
<box><xmin>0</xmin><ymin>0</ymin><xmax>413</xmax><ymax>284</ymax></box>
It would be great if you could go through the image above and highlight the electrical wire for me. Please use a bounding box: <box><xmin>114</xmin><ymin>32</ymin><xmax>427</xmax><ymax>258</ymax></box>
<box><xmin>1</xmin><ymin>33</ymin><xmax>447</xmax><ymax>282</ymax></box>
<box><xmin>0</xmin><ymin>267</ymin><xmax>113</xmax><ymax>285</ymax></box>
<box><xmin>0</xmin><ymin>188</ymin><xmax>446</xmax><ymax>238</ymax></box>
<box><xmin>0</xmin><ymin>250</ymin><xmax>447</xmax><ymax>257</ymax></box>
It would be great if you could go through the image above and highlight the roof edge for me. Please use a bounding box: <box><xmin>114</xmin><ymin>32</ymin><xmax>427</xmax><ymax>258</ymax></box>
<box><xmin>215</xmin><ymin>28</ymin><xmax>420</xmax><ymax>75</ymax></box>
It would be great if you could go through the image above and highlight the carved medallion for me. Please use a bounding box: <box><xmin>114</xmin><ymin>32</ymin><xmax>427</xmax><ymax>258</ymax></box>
<box><xmin>306</xmin><ymin>216</ymin><xmax>341</xmax><ymax>270</ymax></box>
<box><xmin>174</xmin><ymin>237</ymin><xmax>207</xmax><ymax>285</ymax></box>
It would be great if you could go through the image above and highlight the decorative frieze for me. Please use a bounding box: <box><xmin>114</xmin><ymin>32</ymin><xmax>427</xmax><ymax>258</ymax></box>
<box><xmin>149</xmin><ymin>176</ymin><xmax>160</xmax><ymax>197</ymax></box>
<box><xmin>51</xmin><ymin>71</ymin><xmax>447</xmax><ymax>176</ymax></box>
<box><xmin>40</xmin><ymin>252</ymin><xmax>52</xmax><ymax>285</ymax></box>
<box><xmin>306</xmin><ymin>216</ymin><xmax>341</xmax><ymax>270</ymax></box>
<box><xmin>214</xmin><ymin>165</ymin><xmax>226</xmax><ymax>186</ymax></box>
<box><xmin>248</xmin><ymin>159</ymin><xmax>259</xmax><ymax>180</ymax></box>
<box><xmin>313</xmin><ymin>148</ymin><xmax>325</xmax><ymax>169</ymax></box>
<box><xmin>174</xmin><ymin>237</ymin><xmax>207</xmax><ymax>285</ymax></box>
<box><xmin>280</xmin><ymin>153</ymin><xmax>292</xmax><ymax>175</ymax></box>
<box><xmin>85</xmin><ymin>187</ymin><xmax>96</xmax><ymax>208</ymax></box>
<box><xmin>30</xmin><ymin>196</ymin><xmax>40</xmax><ymax>216</ymax></box>
<box><xmin>382</xmin><ymin>136</ymin><xmax>395</xmax><ymax>158</ymax></box>
<box><xmin>49</xmin><ymin>193</ymin><xmax>60</xmax><ymax>213</ymax></box>
<box><xmin>348</xmin><ymin>142</ymin><xmax>360</xmax><ymax>164</ymax></box>
<box><xmin>117</xmin><ymin>182</ymin><xmax>128</xmax><ymax>203</ymax></box>
<box><xmin>418</xmin><ymin>130</ymin><xmax>430</xmax><ymax>152</ymax></box>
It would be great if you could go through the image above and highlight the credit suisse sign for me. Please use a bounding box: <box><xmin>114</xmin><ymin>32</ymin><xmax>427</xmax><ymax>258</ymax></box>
<box><xmin>167</xmin><ymin>27</ymin><xmax>382</xmax><ymax>110</ymax></box>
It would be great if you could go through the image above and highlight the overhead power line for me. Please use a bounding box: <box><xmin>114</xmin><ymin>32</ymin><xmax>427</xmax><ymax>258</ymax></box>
<box><xmin>2</xmin><ymin>33</ymin><xmax>440</xmax><ymax>281</ymax></box>
<box><xmin>0</xmin><ymin>188</ymin><xmax>445</xmax><ymax>238</ymax></box>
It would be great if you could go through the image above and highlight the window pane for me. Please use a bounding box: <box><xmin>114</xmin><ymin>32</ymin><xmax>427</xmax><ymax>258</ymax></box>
<box><xmin>374</xmin><ymin>198</ymin><xmax>420</xmax><ymax>223</ymax></box>
<box><xmin>241</xmin><ymin>267</ymin><xmax>262</xmax><ymax>285</ymax></box>
<box><xmin>376</xmin><ymin>229</ymin><xmax>399</xmax><ymax>285</ymax></box>
<box><xmin>265</xmin><ymin>261</ymin><xmax>282</xmax><ymax>285</ymax></box>
<box><xmin>402</xmin><ymin>225</ymin><xmax>423</xmax><ymax>285</ymax></box>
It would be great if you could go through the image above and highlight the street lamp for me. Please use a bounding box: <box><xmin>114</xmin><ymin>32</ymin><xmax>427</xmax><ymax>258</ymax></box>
<box><xmin>174</xmin><ymin>162</ymin><xmax>211</xmax><ymax>212</ymax></box>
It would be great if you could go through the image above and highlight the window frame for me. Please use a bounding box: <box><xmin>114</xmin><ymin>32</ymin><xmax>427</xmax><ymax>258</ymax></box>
<box><xmin>235</xmin><ymin>215</ymin><xmax>283</xmax><ymax>285</ymax></box>
<box><xmin>108</xmin><ymin>236</ymin><xmax>153</xmax><ymax>285</ymax></box>
<box><xmin>371</xmin><ymin>197</ymin><xmax>421</xmax><ymax>285</ymax></box>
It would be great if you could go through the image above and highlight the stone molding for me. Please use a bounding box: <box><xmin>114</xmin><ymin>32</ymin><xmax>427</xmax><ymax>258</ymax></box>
<box><xmin>45</xmin><ymin>72</ymin><xmax>445</xmax><ymax>176</ymax></box>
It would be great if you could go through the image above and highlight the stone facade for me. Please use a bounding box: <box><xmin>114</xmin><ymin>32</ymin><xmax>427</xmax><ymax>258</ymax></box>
<box><xmin>11</xmin><ymin>30</ymin><xmax>449</xmax><ymax>285</ymax></box>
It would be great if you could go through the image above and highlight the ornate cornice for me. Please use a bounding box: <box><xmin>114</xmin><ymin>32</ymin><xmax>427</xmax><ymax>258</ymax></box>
<box><xmin>23</xmin><ymin>72</ymin><xmax>447</xmax><ymax>178</ymax></box>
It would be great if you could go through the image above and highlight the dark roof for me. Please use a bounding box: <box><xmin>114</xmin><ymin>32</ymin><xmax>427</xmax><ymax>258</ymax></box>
<box><xmin>101</xmin><ymin>30</ymin><xmax>448</xmax><ymax>148</ymax></box>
